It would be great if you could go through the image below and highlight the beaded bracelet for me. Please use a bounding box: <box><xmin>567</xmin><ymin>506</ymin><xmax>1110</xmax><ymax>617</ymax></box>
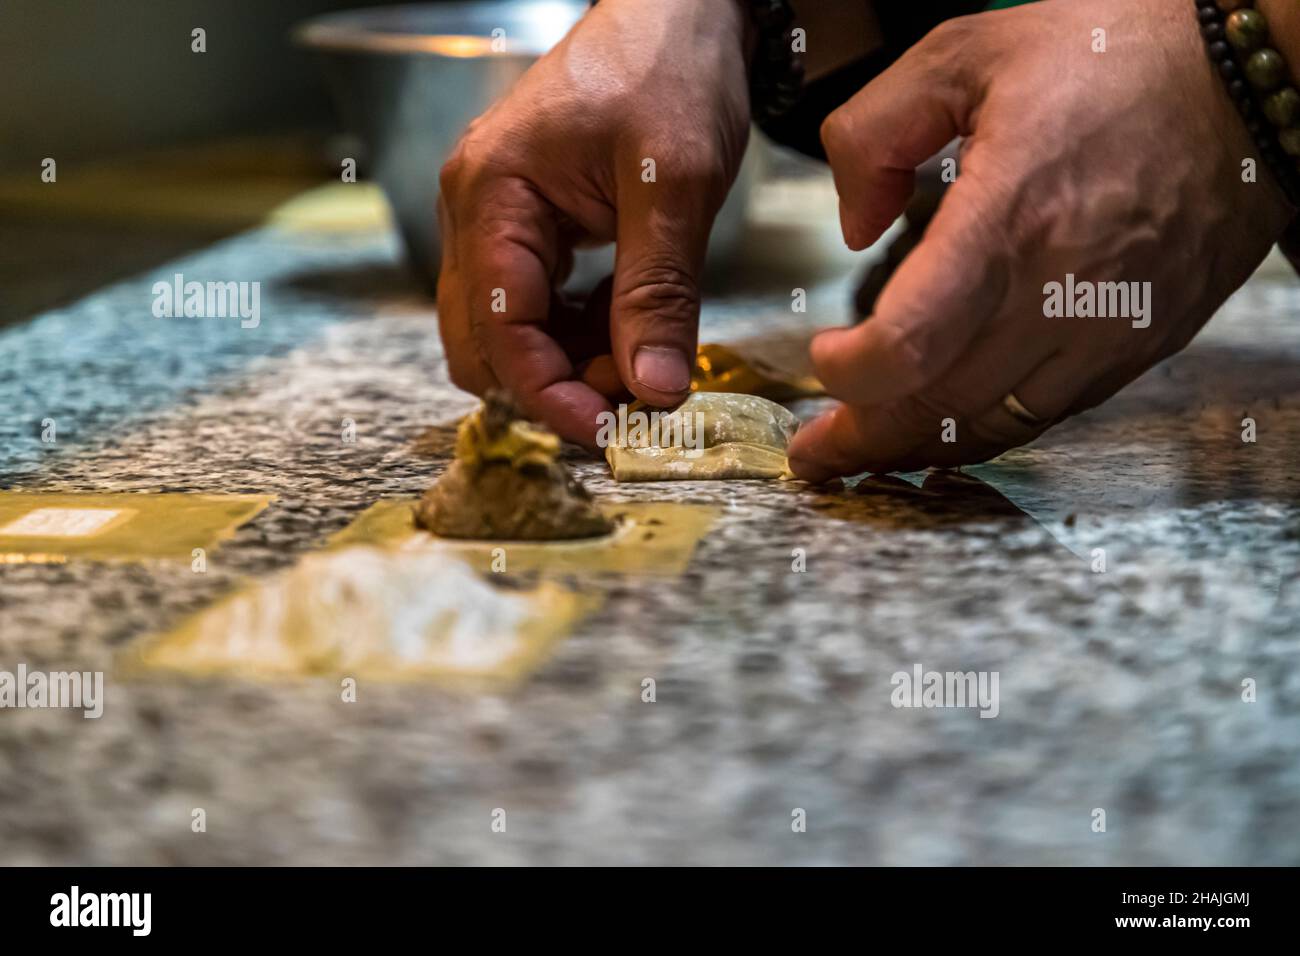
<box><xmin>1197</xmin><ymin>0</ymin><xmax>1300</xmax><ymax>206</ymax></box>
<box><xmin>744</xmin><ymin>0</ymin><xmax>806</xmax><ymax>122</ymax></box>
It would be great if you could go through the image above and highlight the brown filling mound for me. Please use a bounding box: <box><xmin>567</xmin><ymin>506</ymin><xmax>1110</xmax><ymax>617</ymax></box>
<box><xmin>413</xmin><ymin>393</ymin><xmax>614</xmax><ymax>541</ymax></box>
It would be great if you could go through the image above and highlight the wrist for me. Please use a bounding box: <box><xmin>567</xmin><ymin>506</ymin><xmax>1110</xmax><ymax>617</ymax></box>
<box><xmin>596</xmin><ymin>0</ymin><xmax>751</xmax><ymax>52</ymax></box>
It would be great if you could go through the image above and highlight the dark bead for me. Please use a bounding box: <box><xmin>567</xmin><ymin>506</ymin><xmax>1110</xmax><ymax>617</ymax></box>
<box><xmin>1264</xmin><ymin>87</ymin><xmax>1300</xmax><ymax>127</ymax></box>
<box><xmin>1227</xmin><ymin>9</ymin><xmax>1269</xmax><ymax>54</ymax></box>
<box><xmin>1220</xmin><ymin>58</ymin><xmax>1239</xmax><ymax>80</ymax></box>
<box><xmin>1247</xmin><ymin>117</ymin><xmax>1265</xmax><ymax>135</ymax></box>
<box><xmin>1246</xmin><ymin>48</ymin><xmax>1288</xmax><ymax>91</ymax></box>
<box><xmin>1238</xmin><ymin>97</ymin><xmax>1255</xmax><ymax>118</ymax></box>
<box><xmin>1278</xmin><ymin>127</ymin><xmax>1300</xmax><ymax>156</ymax></box>
<box><xmin>1203</xmin><ymin>22</ymin><xmax>1226</xmax><ymax>42</ymax></box>
<box><xmin>753</xmin><ymin>2</ymin><xmax>791</xmax><ymax>30</ymax></box>
<box><xmin>1229</xmin><ymin>78</ymin><xmax>1249</xmax><ymax>100</ymax></box>
<box><xmin>1208</xmin><ymin>40</ymin><xmax>1231</xmax><ymax>62</ymax></box>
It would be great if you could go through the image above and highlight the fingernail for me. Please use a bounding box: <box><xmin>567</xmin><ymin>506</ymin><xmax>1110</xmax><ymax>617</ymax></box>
<box><xmin>633</xmin><ymin>346</ymin><xmax>692</xmax><ymax>395</ymax></box>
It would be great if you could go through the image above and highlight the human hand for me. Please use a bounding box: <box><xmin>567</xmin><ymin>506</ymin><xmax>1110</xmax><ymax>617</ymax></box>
<box><xmin>788</xmin><ymin>0</ymin><xmax>1295</xmax><ymax>480</ymax></box>
<box><xmin>436</xmin><ymin>0</ymin><xmax>753</xmax><ymax>446</ymax></box>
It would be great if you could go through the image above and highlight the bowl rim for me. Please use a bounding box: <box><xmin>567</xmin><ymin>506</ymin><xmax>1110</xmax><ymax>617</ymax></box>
<box><xmin>292</xmin><ymin>0</ymin><xmax>588</xmax><ymax>58</ymax></box>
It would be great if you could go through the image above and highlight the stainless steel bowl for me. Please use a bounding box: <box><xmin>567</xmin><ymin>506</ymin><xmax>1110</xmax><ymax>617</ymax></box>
<box><xmin>294</xmin><ymin>1</ymin><xmax>755</xmax><ymax>293</ymax></box>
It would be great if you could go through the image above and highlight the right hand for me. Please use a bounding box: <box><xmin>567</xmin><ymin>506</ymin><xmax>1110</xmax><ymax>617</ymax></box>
<box><xmin>437</xmin><ymin>0</ymin><xmax>753</xmax><ymax>446</ymax></box>
<box><xmin>787</xmin><ymin>0</ymin><xmax>1292</xmax><ymax>480</ymax></box>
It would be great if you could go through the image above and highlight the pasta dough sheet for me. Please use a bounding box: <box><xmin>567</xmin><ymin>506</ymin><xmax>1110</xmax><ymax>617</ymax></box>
<box><xmin>126</xmin><ymin>546</ymin><xmax>589</xmax><ymax>684</ymax></box>
<box><xmin>605</xmin><ymin>392</ymin><xmax>799</xmax><ymax>482</ymax></box>
<box><xmin>329</xmin><ymin>500</ymin><xmax>719</xmax><ymax>577</ymax></box>
<box><xmin>0</xmin><ymin>492</ymin><xmax>271</xmax><ymax>563</ymax></box>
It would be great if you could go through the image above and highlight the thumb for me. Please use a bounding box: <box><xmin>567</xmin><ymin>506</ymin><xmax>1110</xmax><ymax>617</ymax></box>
<box><xmin>609</xmin><ymin>152</ymin><xmax>729</xmax><ymax>407</ymax></box>
<box><xmin>809</xmin><ymin>182</ymin><xmax>1010</xmax><ymax>407</ymax></box>
<box><xmin>821</xmin><ymin>16</ymin><xmax>992</xmax><ymax>250</ymax></box>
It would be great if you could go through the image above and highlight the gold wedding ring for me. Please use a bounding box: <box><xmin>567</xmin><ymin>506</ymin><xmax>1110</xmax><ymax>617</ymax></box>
<box><xmin>1002</xmin><ymin>391</ymin><xmax>1045</xmax><ymax>428</ymax></box>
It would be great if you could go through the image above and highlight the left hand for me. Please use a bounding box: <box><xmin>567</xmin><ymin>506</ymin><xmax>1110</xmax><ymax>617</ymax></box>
<box><xmin>787</xmin><ymin>0</ymin><xmax>1294</xmax><ymax>481</ymax></box>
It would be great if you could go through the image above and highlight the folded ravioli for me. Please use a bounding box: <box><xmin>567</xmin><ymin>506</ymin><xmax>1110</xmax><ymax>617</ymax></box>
<box><xmin>604</xmin><ymin>392</ymin><xmax>799</xmax><ymax>482</ymax></box>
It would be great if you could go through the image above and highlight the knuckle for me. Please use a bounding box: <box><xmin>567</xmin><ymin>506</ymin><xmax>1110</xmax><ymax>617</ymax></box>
<box><xmin>910</xmin><ymin>15</ymin><xmax>989</xmax><ymax>104</ymax></box>
<box><xmin>877</xmin><ymin>319</ymin><xmax>939</xmax><ymax>395</ymax></box>
<box><xmin>439</xmin><ymin>145</ymin><xmax>469</xmax><ymax>197</ymax></box>
<box><xmin>819</xmin><ymin>109</ymin><xmax>852</xmax><ymax>159</ymax></box>
<box><xmin>921</xmin><ymin>14</ymin><xmax>982</xmax><ymax>57</ymax></box>
<box><xmin>439</xmin><ymin>128</ymin><xmax>499</xmax><ymax>198</ymax></box>
<box><xmin>462</xmin><ymin>112</ymin><xmax>489</xmax><ymax>140</ymax></box>
<box><xmin>661</xmin><ymin>144</ymin><xmax>732</xmax><ymax>197</ymax></box>
<box><xmin>615</xmin><ymin>259</ymin><xmax>700</xmax><ymax>325</ymax></box>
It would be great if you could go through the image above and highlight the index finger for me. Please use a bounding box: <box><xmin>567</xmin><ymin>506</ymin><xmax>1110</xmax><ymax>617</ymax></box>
<box><xmin>451</xmin><ymin>175</ymin><xmax>613</xmax><ymax>446</ymax></box>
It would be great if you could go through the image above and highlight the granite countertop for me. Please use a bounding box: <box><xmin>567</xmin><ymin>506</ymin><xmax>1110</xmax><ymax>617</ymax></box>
<box><xmin>1</xmin><ymin>201</ymin><xmax>1298</xmax><ymax>865</ymax></box>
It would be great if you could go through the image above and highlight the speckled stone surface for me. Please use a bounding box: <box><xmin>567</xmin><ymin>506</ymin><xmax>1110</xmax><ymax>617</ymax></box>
<box><xmin>2</xmin><ymin>222</ymin><xmax>1299</xmax><ymax>866</ymax></box>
